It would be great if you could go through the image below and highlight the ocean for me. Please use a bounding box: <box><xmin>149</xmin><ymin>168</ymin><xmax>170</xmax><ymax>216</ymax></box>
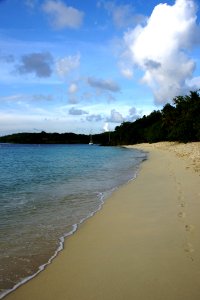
<box><xmin>0</xmin><ymin>143</ymin><xmax>147</xmax><ymax>298</ymax></box>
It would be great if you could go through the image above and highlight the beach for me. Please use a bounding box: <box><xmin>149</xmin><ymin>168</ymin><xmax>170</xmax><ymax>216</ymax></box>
<box><xmin>5</xmin><ymin>142</ymin><xmax>200</xmax><ymax>300</ymax></box>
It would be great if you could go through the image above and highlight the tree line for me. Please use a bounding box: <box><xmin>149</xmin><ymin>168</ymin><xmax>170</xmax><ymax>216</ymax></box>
<box><xmin>0</xmin><ymin>130</ymin><xmax>111</xmax><ymax>145</ymax></box>
<box><xmin>0</xmin><ymin>132</ymin><xmax>89</xmax><ymax>144</ymax></box>
<box><xmin>0</xmin><ymin>91</ymin><xmax>199</xmax><ymax>145</ymax></box>
<box><xmin>109</xmin><ymin>90</ymin><xmax>200</xmax><ymax>145</ymax></box>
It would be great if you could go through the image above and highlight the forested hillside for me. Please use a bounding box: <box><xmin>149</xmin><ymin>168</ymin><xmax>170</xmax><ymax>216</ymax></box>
<box><xmin>110</xmin><ymin>90</ymin><xmax>200</xmax><ymax>145</ymax></box>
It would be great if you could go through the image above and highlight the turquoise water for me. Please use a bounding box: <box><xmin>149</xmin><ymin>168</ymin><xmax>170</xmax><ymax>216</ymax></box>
<box><xmin>0</xmin><ymin>144</ymin><xmax>146</xmax><ymax>298</ymax></box>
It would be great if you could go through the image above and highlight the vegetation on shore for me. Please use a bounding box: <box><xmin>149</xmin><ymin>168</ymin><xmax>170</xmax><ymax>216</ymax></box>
<box><xmin>0</xmin><ymin>131</ymin><xmax>111</xmax><ymax>145</ymax></box>
<box><xmin>0</xmin><ymin>91</ymin><xmax>199</xmax><ymax>145</ymax></box>
<box><xmin>110</xmin><ymin>90</ymin><xmax>200</xmax><ymax>145</ymax></box>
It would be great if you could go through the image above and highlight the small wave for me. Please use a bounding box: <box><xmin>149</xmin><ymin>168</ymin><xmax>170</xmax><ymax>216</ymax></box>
<box><xmin>0</xmin><ymin>147</ymin><xmax>147</xmax><ymax>299</ymax></box>
<box><xmin>0</xmin><ymin>186</ymin><xmax>126</xmax><ymax>299</ymax></box>
<box><xmin>0</xmin><ymin>191</ymin><xmax>108</xmax><ymax>299</ymax></box>
<box><xmin>0</xmin><ymin>224</ymin><xmax>78</xmax><ymax>300</ymax></box>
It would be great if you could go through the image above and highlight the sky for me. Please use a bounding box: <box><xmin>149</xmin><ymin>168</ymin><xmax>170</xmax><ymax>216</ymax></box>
<box><xmin>0</xmin><ymin>0</ymin><xmax>200</xmax><ymax>135</ymax></box>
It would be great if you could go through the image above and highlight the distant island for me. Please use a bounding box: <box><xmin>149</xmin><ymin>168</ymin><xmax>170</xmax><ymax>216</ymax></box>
<box><xmin>0</xmin><ymin>91</ymin><xmax>199</xmax><ymax>145</ymax></box>
<box><xmin>0</xmin><ymin>131</ymin><xmax>111</xmax><ymax>145</ymax></box>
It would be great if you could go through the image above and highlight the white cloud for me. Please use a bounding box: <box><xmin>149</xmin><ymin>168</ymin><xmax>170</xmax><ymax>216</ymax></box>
<box><xmin>107</xmin><ymin>109</ymin><xmax>123</xmax><ymax>123</ymax></box>
<box><xmin>120</xmin><ymin>67</ymin><xmax>133</xmax><ymax>79</ymax></box>
<box><xmin>56</xmin><ymin>54</ymin><xmax>80</xmax><ymax>78</ymax></box>
<box><xmin>42</xmin><ymin>0</ymin><xmax>84</xmax><ymax>29</ymax></box>
<box><xmin>68</xmin><ymin>83</ymin><xmax>78</xmax><ymax>94</ymax></box>
<box><xmin>122</xmin><ymin>0</ymin><xmax>200</xmax><ymax>104</ymax></box>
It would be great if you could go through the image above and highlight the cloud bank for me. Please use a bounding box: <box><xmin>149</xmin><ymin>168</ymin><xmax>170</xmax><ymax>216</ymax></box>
<box><xmin>122</xmin><ymin>0</ymin><xmax>200</xmax><ymax>104</ymax></box>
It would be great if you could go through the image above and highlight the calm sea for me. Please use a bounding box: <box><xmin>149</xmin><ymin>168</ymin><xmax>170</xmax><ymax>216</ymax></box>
<box><xmin>0</xmin><ymin>143</ymin><xmax>146</xmax><ymax>298</ymax></box>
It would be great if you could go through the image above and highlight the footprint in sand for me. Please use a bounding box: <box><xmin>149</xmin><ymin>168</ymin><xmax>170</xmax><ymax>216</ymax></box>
<box><xmin>180</xmin><ymin>202</ymin><xmax>185</xmax><ymax>208</ymax></box>
<box><xmin>177</xmin><ymin>193</ymin><xmax>185</xmax><ymax>203</ymax></box>
<box><xmin>178</xmin><ymin>211</ymin><xmax>186</xmax><ymax>219</ymax></box>
<box><xmin>185</xmin><ymin>224</ymin><xmax>195</xmax><ymax>233</ymax></box>
<box><xmin>176</xmin><ymin>181</ymin><xmax>185</xmax><ymax>199</ymax></box>
<box><xmin>184</xmin><ymin>242</ymin><xmax>194</xmax><ymax>254</ymax></box>
<box><xmin>184</xmin><ymin>242</ymin><xmax>194</xmax><ymax>261</ymax></box>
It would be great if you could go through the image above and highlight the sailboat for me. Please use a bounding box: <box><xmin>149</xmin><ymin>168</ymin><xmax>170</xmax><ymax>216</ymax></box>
<box><xmin>89</xmin><ymin>134</ymin><xmax>93</xmax><ymax>145</ymax></box>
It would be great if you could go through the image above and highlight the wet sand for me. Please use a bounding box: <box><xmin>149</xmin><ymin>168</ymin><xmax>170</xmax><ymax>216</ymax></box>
<box><xmin>5</xmin><ymin>142</ymin><xmax>200</xmax><ymax>300</ymax></box>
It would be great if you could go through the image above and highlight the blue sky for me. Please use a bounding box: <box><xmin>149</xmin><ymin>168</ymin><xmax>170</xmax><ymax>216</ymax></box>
<box><xmin>0</xmin><ymin>0</ymin><xmax>200</xmax><ymax>135</ymax></box>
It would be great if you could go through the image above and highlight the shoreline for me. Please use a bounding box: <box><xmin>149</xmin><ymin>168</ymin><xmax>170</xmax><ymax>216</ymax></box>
<box><xmin>4</xmin><ymin>142</ymin><xmax>200</xmax><ymax>300</ymax></box>
<box><xmin>1</xmin><ymin>147</ymin><xmax>146</xmax><ymax>300</ymax></box>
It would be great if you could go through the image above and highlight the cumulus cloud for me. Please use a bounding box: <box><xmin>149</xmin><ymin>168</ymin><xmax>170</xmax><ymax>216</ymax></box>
<box><xmin>17</xmin><ymin>52</ymin><xmax>53</xmax><ymax>77</ymax></box>
<box><xmin>107</xmin><ymin>109</ymin><xmax>123</xmax><ymax>123</ymax></box>
<box><xmin>69</xmin><ymin>107</ymin><xmax>88</xmax><ymax>116</ymax></box>
<box><xmin>42</xmin><ymin>0</ymin><xmax>84</xmax><ymax>29</ymax></box>
<box><xmin>56</xmin><ymin>54</ymin><xmax>80</xmax><ymax>78</ymax></box>
<box><xmin>88</xmin><ymin>77</ymin><xmax>120</xmax><ymax>92</ymax></box>
<box><xmin>122</xmin><ymin>0</ymin><xmax>200</xmax><ymax>104</ymax></box>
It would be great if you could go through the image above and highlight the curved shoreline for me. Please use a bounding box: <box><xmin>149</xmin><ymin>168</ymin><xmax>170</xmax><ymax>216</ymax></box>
<box><xmin>1</xmin><ymin>149</ymin><xmax>146</xmax><ymax>299</ymax></box>
<box><xmin>5</xmin><ymin>142</ymin><xmax>200</xmax><ymax>300</ymax></box>
<box><xmin>0</xmin><ymin>192</ymin><xmax>105</xmax><ymax>300</ymax></box>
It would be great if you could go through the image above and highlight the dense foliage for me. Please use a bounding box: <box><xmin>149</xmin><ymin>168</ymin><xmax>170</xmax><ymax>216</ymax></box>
<box><xmin>0</xmin><ymin>132</ymin><xmax>89</xmax><ymax>144</ymax></box>
<box><xmin>0</xmin><ymin>131</ymin><xmax>111</xmax><ymax>145</ymax></box>
<box><xmin>109</xmin><ymin>90</ymin><xmax>200</xmax><ymax>145</ymax></box>
<box><xmin>0</xmin><ymin>91</ymin><xmax>199</xmax><ymax>145</ymax></box>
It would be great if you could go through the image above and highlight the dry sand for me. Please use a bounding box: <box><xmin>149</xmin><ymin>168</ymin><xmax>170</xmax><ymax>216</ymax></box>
<box><xmin>5</xmin><ymin>142</ymin><xmax>200</xmax><ymax>300</ymax></box>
